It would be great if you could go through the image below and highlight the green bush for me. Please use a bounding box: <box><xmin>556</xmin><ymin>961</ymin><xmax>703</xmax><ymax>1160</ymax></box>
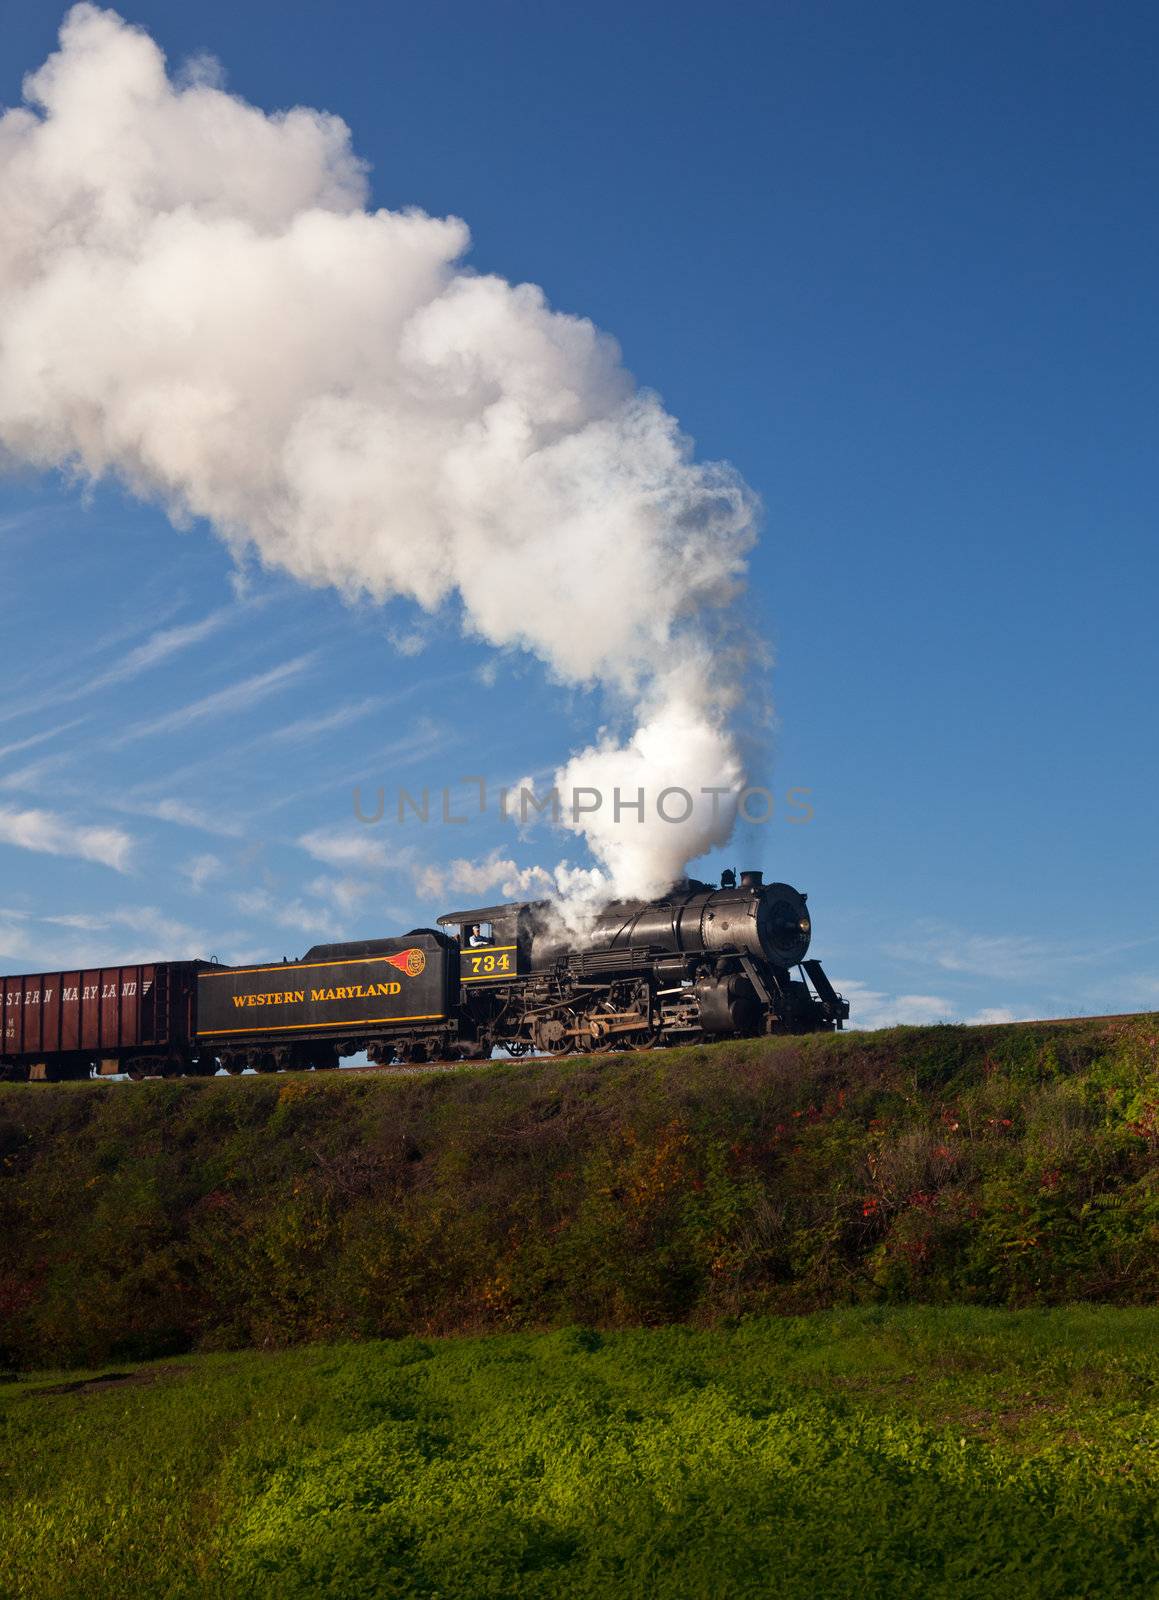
<box><xmin>0</xmin><ymin>1308</ymin><xmax>1155</xmax><ymax>1598</ymax></box>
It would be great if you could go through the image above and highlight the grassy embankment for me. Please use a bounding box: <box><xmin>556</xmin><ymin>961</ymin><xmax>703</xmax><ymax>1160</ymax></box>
<box><xmin>1</xmin><ymin>1306</ymin><xmax>1156</xmax><ymax>1599</ymax></box>
<box><xmin>1</xmin><ymin>1017</ymin><xmax>1156</xmax><ymax>1369</ymax></box>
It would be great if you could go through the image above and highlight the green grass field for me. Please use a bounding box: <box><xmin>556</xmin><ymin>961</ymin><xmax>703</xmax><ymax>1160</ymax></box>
<box><xmin>1</xmin><ymin>1307</ymin><xmax>1155</xmax><ymax>1599</ymax></box>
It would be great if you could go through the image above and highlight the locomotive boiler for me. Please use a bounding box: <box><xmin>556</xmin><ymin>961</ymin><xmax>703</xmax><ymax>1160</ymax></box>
<box><xmin>0</xmin><ymin>868</ymin><xmax>846</xmax><ymax>1080</ymax></box>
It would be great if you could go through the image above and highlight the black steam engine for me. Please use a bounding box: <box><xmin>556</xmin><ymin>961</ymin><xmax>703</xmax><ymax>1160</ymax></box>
<box><xmin>1</xmin><ymin>869</ymin><xmax>846</xmax><ymax>1080</ymax></box>
<box><xmin>432</xmin><ymin>868</ymin><xmax>847</xmax><ymax>1060</ymax></box>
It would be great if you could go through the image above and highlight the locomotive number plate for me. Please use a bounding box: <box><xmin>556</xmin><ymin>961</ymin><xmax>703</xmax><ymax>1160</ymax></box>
<box><xmin>460</xmin><ymin>945</ymin><xmax>518</xmax><ymax>983</ymax></box>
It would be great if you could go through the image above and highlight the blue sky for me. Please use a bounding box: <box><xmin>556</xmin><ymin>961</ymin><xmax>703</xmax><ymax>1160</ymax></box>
<box><xmin>0</xmin><ymin>1</ymin><xmax>1156</xmax><ymax>1027</ymax></box>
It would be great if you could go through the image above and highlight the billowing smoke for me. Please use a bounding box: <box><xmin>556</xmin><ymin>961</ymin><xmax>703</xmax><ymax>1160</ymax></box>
<box><xmin>0</xmin><ymin>6</ymin><xmax>760</xmax><ymax>903</ymax></box>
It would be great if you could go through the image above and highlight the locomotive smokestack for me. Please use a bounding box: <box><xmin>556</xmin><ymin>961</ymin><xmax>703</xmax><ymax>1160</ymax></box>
<box><xmin>739</xmin><ymin>870</ymin><xmax>763</xmax><ymax>888</ymax></box>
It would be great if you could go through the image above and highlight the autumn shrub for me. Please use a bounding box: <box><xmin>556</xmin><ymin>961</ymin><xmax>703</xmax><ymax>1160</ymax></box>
<box><xmin>0</xmin><ymin>1018</ymin><xmax>1156</xmax><ymax>1368</ymax></box>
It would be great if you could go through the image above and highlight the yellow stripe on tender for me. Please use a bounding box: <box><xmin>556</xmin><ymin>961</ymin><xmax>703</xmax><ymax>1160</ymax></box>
<box><xmin>199</xmin><ymin>1012</ymin><xmax>445</xmax><ymax>1036</ymax></box>
<box><xmin>200</xmin><ymin>955</ymin><xmax>409</xmax><ymax>978</ymax></box>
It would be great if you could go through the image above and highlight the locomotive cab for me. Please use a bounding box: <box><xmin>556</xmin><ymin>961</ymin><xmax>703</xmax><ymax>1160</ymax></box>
<box><xmin>437</xmin><ymin>904</ymin><xmax>531</xmax><ymax>987</ymax></box>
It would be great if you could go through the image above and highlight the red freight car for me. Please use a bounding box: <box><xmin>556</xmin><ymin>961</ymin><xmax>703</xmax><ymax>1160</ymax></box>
<box><xmin>0</xmin><ymin>962</ymin><xmax>207</xmax><ymax>1080</ymax></box>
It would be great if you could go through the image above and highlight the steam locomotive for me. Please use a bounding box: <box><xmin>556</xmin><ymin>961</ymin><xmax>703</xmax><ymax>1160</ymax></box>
<box><xmin>0</xmin><ymin>869</ymin><xmax>847</xmax><ymax>1080</ymax></box>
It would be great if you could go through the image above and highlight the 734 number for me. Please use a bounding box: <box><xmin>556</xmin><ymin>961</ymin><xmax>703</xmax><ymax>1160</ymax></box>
<box><xmin>468</xmin><ymin>951</ymin><xmax>511</xmax><ymax>975</ymax></box>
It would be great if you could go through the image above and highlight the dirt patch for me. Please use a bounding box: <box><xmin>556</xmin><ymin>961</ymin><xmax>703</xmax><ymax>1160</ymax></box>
<box><xmin>26</xmin><ymin>1365</ymin><xmax>190</xmax><ymax>1399</ymax></box>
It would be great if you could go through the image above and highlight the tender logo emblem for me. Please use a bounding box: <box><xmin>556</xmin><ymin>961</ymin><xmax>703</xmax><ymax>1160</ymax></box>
<box><xmin>385</xmin><ymin>947</ymin><xmax>426</xmax><ymax>978</ymax></box>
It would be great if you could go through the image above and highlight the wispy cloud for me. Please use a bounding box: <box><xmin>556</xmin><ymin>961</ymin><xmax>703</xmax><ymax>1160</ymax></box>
<box><xmin>296</xmin><ymin>830</ymin><xmax>552</xmax><ymax>913</ymax></box>
<box><xmin>884</xmin><ymin>928</ymin><xmax>1069</xmax><ymax>983</ymax></box>
<box><xmin>112</xmin><ymin>796</ymin><xmax>246</xmax><ymax>838</ymax></box>
<box><xmin>297</xmin><ymin>827</ymin><xmax>397</xmax><ymax>873</ymax></box>
<box><xmin>38</xmin><ymin>911</ymin><xmax>109</xmax><ymax>930</ymax></box>
<box><xmin>0</xmin><ymin>506</ymin><xmax>57</xmax><ymax>539</ymax></box>
<box><xmin>83</xmin><ymin>607</ymin><xmax>236</xmax><ymax>694</ymax></box>
<box><xmin>884</xmin><ymin>920</ymin><xmax>1159</xmax><ymax>984</ymax></box>
<box><xmin>267</xmin><ymin>696</ymin><xmax>382</xmax><ymax>745</ymax></box>
<box><xmin>415</xmin><ymin>850</ymin><xmax>554</xmax><ymax>902</ymax></box>
<box><xmin>4</xmin><ymin>782</ymin><xmax>251</xmax><ymax>840</ymax></box>
<box><xmin>834</xmin><ymin>980</ymin><xmax>955</xmax><ymax>1030</ymax></box>
<box><xmin>1119</xmin><ymin>975</ymin><xmax>1159</xmax><ymax>1004</ymax></box>
<box><xmin>0</xmin><ymin>603</ymin><xmax>242</xmax><ymax>727</ymax></box>
<box><xmin>233</xmin><ymin>887</ymin><xmax>342</xmax><ymax>940</ymax></box>
<box><xmin>0</xmin><ymin>806</ymin><xmax>133</xmax><ymax>871</ymax></box>
<box><xmin>106</xmin><ymin>905</ymin><xmax>212</xmax><ymax>950</ymax></box>
<box><xmin>834</xmin><ymin>977</ymin><xmax>1035</xmax><ymax>1030</ymax></box>
<box><xmin>111</xmin><ymin>654</ymin><xmax>317</xmax><ymax>747</ymax></box>
<box><xmin>0</xmin><ymin>752</ymin><xmax>73</xmax><ymax>793</ymax></box>
<box><xmin>181</xmin><ymin>852</ymin><xmax>225</xmax><ymax>892</ymax></box>
<box><xmin>367</xmin><ymin>717</ymin><xmax>449</xmax><ymax>771</ymax></box>
<box><xmin>306</xmin><ymin>874</ymin><xmax>372</xmax><ymax>915</ymax></box>
<box><xmin>0</xmin><ymin>904</ymin><xmax>222</xmax><ymax>968</ymax></box>
<box><xmin>1071</xmin><ymin>971</ymin><xmax>1159</xmax><ymax>1016</ymax></box>
<box><xmin>0</xmin><ymin>719</ymin><xmax>88</xmax><ymax>764</ymax></box>
<box><xmin>388</xmin><ymin>623</ymin><xmax>432</xmax><ymax>658</ymax></box>
<box><xmin>253</xmin><ymin>716</ymin><xmax>452</xmax><ymax>820</ymax></box>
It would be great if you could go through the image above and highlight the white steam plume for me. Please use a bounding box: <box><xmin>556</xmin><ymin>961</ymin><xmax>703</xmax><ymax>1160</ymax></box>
<box><xmin>0</xmin><ymin>7</ymin><xmax>760</xmax><ymax>902</ymax></box>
